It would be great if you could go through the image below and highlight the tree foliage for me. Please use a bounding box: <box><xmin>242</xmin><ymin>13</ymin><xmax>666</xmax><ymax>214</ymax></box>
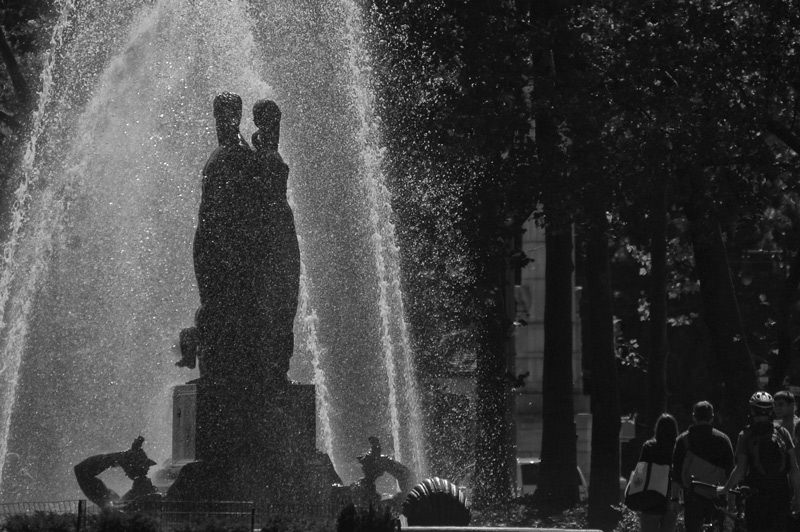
<box><xmin>565</xmin><ymin>0</ymin><xmax>800</xmax><ymax>432</ymax></box>
<box><xmin>0</xmin><ymin>1</ymin><xmax>53</xmax><ymax>183</ymax></box>
<box><xmin>367</xmin><ymin>0</ymin><xmax>800</xmax><ymax>517</ymax></box>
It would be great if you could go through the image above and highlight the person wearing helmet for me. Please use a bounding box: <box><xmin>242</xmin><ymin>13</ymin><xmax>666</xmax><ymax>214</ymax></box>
<box><xmin>752</xmin><ymin>391</ymin><xmax>776</xmax><ymax>416</ymax></box>
<box><xmin>719</xmin><ymin>392</ymin><xmax>800</xmax><ymax>532</ymax></box>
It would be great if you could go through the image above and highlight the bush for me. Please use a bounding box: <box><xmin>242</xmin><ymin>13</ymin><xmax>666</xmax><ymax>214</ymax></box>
<box><xmin>2</xmin><ymin>511</ymin><xmax>76</xmax><ymax>532</ymax></box>
<box><xmin>611</xmin><ymin>505</ymin><xmax>640</xmax><ymax>532</ymax></box>
<box><xmin>173</xmin><ymin>523</ymin><xmax>250</xmax><ymax>532</ymax></box>
<box><xmin>0</xmin><ymin>509</ymin><xmax>336</xmax><ymax>532</ymax></box>
<box><xmin>260</xmin><ymin>513</ymin><xmax>332</xmax><ymax>532</ymax></box>
<box><xmin>171</xmin><ymin>511</ymin><xmax>333</xmax><ymax>532</ymax></box>
<box><xmin>610</xmin><ymin>504</ymin><xmax>686</xmax><ymax>532</ymax></box>
<box><xmin>88</xmin><ymin>510</ymin><xmax>159</xmax><ymax>532</ymax></box>
<box><xmin>336</xmin><ymin>504</ymin><xmax>397</xmax><ymax>532</ymax></box>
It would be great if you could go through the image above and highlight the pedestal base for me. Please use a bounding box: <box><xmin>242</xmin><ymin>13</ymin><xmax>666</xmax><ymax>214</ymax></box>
<box><xmin>166</xmin><ymin>380</ymin><xmax>340</xmax><ymax>513</ymax></box>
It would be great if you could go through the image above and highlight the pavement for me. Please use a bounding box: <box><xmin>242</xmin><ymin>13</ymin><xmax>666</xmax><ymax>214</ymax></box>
<box><xmin>404</xmin><ymin>528</ymin><xmax>602</xmax><ymax>532</ymax></box>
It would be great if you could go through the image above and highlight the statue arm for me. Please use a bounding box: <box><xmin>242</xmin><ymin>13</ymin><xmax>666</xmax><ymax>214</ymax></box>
<box><xmin>382</xmin><ymin>459</ymin><xmax>413</xmax><ymax>493</ymax></box>
<box><xmin>75</xmin><ymin>452</ymin><xmax>124</xmax><ymax>478</ymax></box>
<box><xmin>74</xmin><ymin>453</ymin><xmax>124</xmax><ymax>507</ymax></box>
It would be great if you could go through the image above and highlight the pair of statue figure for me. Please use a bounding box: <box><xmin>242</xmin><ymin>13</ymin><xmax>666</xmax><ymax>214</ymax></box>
<box><xmin>178</xmin><ymin>92</ymin><xmax>300</xmax><ymax>386</ymax></box>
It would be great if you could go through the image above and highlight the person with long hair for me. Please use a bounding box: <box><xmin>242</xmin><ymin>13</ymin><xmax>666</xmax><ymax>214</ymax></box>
<box><xmin>638</xmin><ymin>413</ymin><xmax>681</xmax><ymax>532</ymax></box>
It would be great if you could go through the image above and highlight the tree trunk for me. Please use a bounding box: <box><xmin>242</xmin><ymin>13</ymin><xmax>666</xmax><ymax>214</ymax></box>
<box><xmin>583</xmin><ymin>214</ymin><xmax>622</xmax><ymax>530</ymax></box>
<box><xmin>645</xmin><ymin>177</ymin><xmax>669</xmax><ymax>432</ymax></box>
<box><xmin>530</xmin><ymin>7</ymin><xmax>578</xmax><ymax>508</ymax></box>
<box><xmin>771</xmin><ymin>248</ymin><xmax>800</xmax><ymax>391</ymax></box>
<box><xmin>0</xmin><ymin>25</ymin><xmax>32</xmax><ymax>112</ymax></box>
<box><xmin>688</xmin><ymin>215</ymin><xmax>757</xmax><ymax>434</ymax></box>
<box><xmin>472</xmin><ymin>240</ymin><xmax>515</xmax><ymax>507</ymax></box>
<box><xmin>535</xmin><ymin>221</ymin><xmax>579</xmax><ymax>512</ymax></box>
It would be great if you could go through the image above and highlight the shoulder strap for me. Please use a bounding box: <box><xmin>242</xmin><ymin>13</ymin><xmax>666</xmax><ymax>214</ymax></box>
<box><xmin>775</xmin><ymin>425</ymin><xmax>790</xmax><ymax>470</ymax></box>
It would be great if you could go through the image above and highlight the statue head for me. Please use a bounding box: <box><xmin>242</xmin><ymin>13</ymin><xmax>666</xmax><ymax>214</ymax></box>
<box><xmin>120</xmin><ymin>436</ymin><xmax>157</xmax><ymax>480</ymax></box>
<box><xmin>252</xmin><ymin>99</ymin><xmax>281</xmax><ymax>150</ymax></box>
<box><xmin>367</xmin><ymin>436</ymin><xmax>382</xmax><ymax>457</ymax></box>
<box><xmin>213</xmin><ymin>92</ymin><xmax>243</xmax><ymax>146</ymax></box>
<box><xmin>122</xmin><ymin>451</ymin><xmax>156</xmax><ymax>480</ymax></box>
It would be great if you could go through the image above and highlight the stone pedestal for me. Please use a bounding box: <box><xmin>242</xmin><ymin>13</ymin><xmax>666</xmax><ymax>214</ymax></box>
<box><xmin>195</xmin><ymin>379</ymin><xmax>316</xmax><ymax>462</ymax></box>
<box><xmin>172</xmin><ymin>384</ymin><xmax>197</xmax><ymax>465</ymax></box>
<box><xmin>167</xmin><ymin>380</ymin><xmax>339</xmax><ymax>513</ymax></box>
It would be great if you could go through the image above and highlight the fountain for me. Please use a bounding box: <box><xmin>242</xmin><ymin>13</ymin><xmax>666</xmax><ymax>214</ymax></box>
<box><xmin>0</xmin><ymin>0</ymin><xmax>426</xmax><ymax>503</ymax></box>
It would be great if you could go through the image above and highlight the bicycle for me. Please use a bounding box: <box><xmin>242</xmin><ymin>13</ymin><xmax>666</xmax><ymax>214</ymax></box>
<box><xmin>690</xmin><ymin>480</ymin><xmax>751</xmax><ymax>532</ymax></box>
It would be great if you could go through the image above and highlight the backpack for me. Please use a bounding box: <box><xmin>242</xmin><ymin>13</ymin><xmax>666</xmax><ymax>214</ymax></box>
<box><xmin>681</xmin><ymin>437</ymin><xmax>727</xmax><ymax>499</ymax></box>
<box><xmin>746</xmin><ymin>423</ymin><xmax>789</xmax><ymax>483</ymax></box>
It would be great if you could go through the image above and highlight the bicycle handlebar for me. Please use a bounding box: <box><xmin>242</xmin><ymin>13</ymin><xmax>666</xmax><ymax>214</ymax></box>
<box><xmin>690</xmin><ymin>479</ymin><xmax>751</xmax><ymax>497</ymax></box>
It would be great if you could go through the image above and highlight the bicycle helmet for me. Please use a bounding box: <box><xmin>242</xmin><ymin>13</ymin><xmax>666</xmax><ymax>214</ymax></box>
<box><xmin>749</xmin><ymin>391</ymin><xmax>774</xmax><ymax>416</ymax></box>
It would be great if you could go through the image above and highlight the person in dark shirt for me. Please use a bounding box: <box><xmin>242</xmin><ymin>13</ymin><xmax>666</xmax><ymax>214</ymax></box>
<box><xmin>672</xmin><ymin>401</ymin><xmax>734</xmax><ymax>532</ymax></box>
<box><xmin>774</xmin><ymin>391</ymin><xmax>800</xmax><ymax>442</ymax></box>
<box><xmin>775</xmin><ymin>391</ymin><xmax>800</xmax><ymax>532</ymax></box>
<box><xmin>639</xmin><ymin>413</ymin><xmax>680</xmax><ymax>532</ymax></box>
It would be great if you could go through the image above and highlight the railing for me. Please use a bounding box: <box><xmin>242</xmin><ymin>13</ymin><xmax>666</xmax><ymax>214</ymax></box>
<box><xmin>0</xmin><ymin>499</ymin><xmax>85</xmax><ymax>516</ymax></box>
<box><xmin>0</xmin><ymin>499</ymin><xmax>316</xmax><ymax>532</ymax></box>
<box><xmin>0</xmin><ymin>497</ymin><xmax>347</xmax><ymax>531</ymax></box>
<box><xmin>126</xmin><ymin>499</ymin><xmax>257</xmax><ymax>531</ymax></box>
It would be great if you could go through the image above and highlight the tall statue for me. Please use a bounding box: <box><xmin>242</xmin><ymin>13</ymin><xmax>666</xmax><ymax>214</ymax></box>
<box><xmin>178</xmin><ymin>94</ymin><xmax>299</xmax><ymax>386</ymax></box>
<box><xmin>190</xmin><ymin>92</ymin><xmax>254</xmax><ymax>381</ymax></box>
<box><xmin>248</xmin><ymin>99</ymin><xmax>300</xmax><ymax>382</ymax></box>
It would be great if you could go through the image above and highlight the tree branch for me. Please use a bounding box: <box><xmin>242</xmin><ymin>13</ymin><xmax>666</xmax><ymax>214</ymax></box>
<box><xmin>765</xmin><ymin>117</ymin><xmax>800</xmax><ymax>155</ymax></box>
<box><xmin>0</xmin><ymin>109</ymin><xmax>22</xmax><ymax>131</ymax></box>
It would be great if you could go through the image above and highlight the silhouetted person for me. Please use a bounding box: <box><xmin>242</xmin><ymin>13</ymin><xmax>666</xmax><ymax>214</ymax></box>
<box><xmin>774</xmin><ymin>390</ymin><xmax>800</xmax><ymax>440</ymax></box>
<box><xmin>74</xmin><ymin>436</ymin><xmax>159</xmax><ymax>509</ymax></box>
<box><xmin>672</xmin><ymin>401</ymin><xmax>734</xmax><ymax>532</ymax></box>
<box><xmin>720</xmin><ymin>392</ymin><xmax>800</xmax><ymax>532</ymax></box>
<box><xmin>638</xmin><ymin>414</ymin><xmax>680</xmax><ymax>532</ymax></box>
<box><xmin>774</xmin><ymin>391</ymin><xmax>800</xmax><ymax>532</ymax></box>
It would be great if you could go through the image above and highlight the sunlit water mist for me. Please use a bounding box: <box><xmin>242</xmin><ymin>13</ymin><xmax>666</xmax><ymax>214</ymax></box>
<box><xmin>295</xmin><ymin>258</ymin><xmax>334</xmax><ymax>459</ymax></box>
<box><xmin>0</xmin><ymin>0</ymin><xmax>426</xmax><ymax>501</ymax></box>
<box><xmin>335</xmin><ymin>0</ymin><xmax>427</xmax><ymax>481</ymax></box>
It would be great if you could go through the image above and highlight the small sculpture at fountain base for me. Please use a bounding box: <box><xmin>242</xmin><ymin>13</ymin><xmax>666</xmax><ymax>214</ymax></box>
<box><xmin>74</xmin><ymin>436</ymin><xmax>163</xmax><ymax>511</ymax></box>
<box><xmin>333</xmin><ymin>437</ymin><xmax>412</xmax><ymax>511</ymax></box>
<box><xmin>402</xmin><ymin>477</ymin><xmax>471</xmax><ymax>526</ymax></box>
